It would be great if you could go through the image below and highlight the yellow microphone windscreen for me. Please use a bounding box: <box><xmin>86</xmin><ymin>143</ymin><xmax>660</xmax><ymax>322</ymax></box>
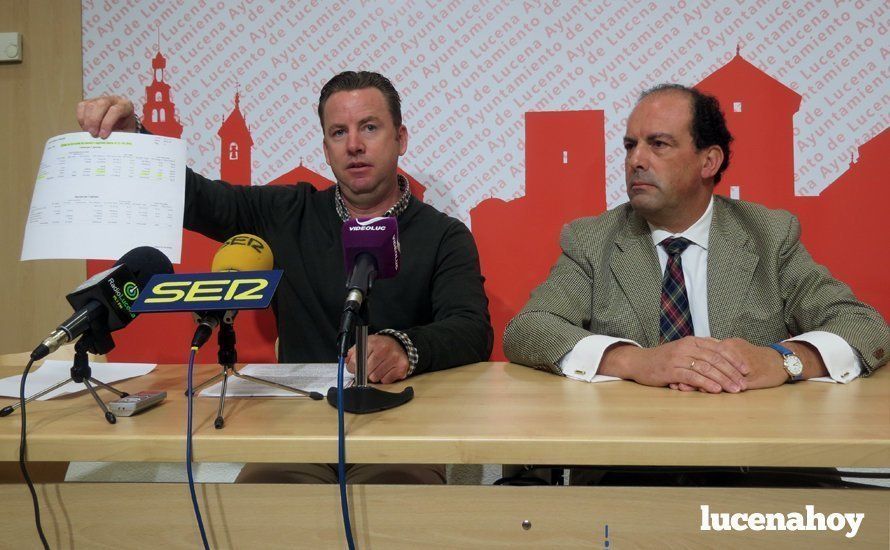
<box><xmin>211</xmin><ymin>234</ymin><xmax>274</xmax><ymax>272</ymax></box>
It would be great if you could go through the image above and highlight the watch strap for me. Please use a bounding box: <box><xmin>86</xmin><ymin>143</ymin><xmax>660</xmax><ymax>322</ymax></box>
<box><xmin>769</xmin><ymin>343</ymin><xmax>803</xmax><ymax>381</ymax></box>
<box><xmin>769</xmin><ymin>343</ymin><xmax>793</xmax><ymax>357</ymax></box>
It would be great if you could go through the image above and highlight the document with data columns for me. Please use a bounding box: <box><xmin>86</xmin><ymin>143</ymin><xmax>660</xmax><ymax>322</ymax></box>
<box><xmin>21</xmin><ymin>132</ymin><xmax>185</xmax><ymax>262</ymax></box>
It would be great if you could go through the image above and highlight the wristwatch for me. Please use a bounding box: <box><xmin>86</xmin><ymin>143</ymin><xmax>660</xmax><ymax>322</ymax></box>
<box><xmin>769</xmin><ymin>343</ymin><xmax>804</xmax><ymax>382</ymax></box>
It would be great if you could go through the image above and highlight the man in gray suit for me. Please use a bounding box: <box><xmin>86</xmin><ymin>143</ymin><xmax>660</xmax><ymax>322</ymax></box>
<box><xmin>504</xmin><ymin>84</ymin><xmax>888</xmax><ymax>393</ymax></box>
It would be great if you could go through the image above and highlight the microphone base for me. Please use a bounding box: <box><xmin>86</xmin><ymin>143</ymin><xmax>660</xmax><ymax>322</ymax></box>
<box><xmin>3</xmin><ymin>338</ymin><xmax>125</xmax><ymax>425</ymax></box>
<box><xmin>326</xmin><ymin>385</ymin><xmax>414</xmax><ymax>414</ymax></box>
<box><xmin>188</xmin><ymin>363</ymin><xmax>325</xmax><ymax>429</ymax></box>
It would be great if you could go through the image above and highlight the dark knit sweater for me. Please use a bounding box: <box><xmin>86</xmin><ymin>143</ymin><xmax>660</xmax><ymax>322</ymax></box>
<box><xmin>183</xmin><ymin>168</ymin><xmax>493</xmax><ymax>374</ymax></box>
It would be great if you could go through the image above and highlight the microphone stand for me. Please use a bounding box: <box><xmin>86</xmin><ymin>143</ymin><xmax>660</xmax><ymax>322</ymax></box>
<box><xmin>1</xmin><ymin>334</ymin><xmax>129</xmax><ymax>424</ymax></box>
<box><xmin>188</xmin><ymin>320</ymin><xmax>323</xmax><ymax>429</ymax></box>
<box><xmin>327</xmin><ymin>298</ymin><xmax>414</xmax><ymax>414</ymax></box>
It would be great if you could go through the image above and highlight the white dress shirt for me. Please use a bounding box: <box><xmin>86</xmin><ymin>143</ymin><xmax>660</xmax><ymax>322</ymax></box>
<box><xmin>559</xmin><ymin>197</ymin><xmax>862</xmax><ymax>383</ymax></box>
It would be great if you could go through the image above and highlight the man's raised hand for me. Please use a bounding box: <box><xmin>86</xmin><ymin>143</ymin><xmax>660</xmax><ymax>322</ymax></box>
<box><xmin>76</xmin><ymin>95</ymin><xmax>136</xmax><ymax>138</ymax></box>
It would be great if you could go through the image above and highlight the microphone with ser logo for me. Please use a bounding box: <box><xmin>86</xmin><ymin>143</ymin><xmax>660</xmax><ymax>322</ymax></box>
<box><xmin>180</xmin><ymin>234</ymin><xmax>321</xmax><ymax>429</ymax></box>
<box><xmin>190</xmin><ymin>234</ymin><xmax>274</xmax><ymax>348</ymax></box>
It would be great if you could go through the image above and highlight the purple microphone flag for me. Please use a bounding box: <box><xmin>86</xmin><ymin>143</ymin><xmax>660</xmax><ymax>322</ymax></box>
<box><xmin>342</xmin><ymin>217</ymin><xmax>400</xmax><ymax>279</ymax></box>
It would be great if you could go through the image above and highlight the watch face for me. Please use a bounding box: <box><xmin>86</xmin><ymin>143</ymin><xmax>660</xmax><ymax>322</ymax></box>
<box><xmin>785</xmin><ymin>355</ymin><xmax>804</xmax><ymax>376</ymax></box>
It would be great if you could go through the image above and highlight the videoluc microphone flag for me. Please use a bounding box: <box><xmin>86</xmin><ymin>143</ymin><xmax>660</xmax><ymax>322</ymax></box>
<box><xmin>337</xmin><ymin>217</ymin><xmax>400</xmax><ymax>354</ymax></box>
<box><xmin>31</xmin><ymin>246</ymin><xmax>175</xmax><ymax>360</ymax></box>
<box><xmin>191</xmin><ymin>234</ymin><xmax>274</xmax><ymax>348</ymax></box>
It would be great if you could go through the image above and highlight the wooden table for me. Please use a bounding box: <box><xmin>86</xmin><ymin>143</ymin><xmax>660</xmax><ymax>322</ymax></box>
<box><xmin>1</xmin><ymin>362</ymin><xmax>887</xmax><ymax>548</ymax></box>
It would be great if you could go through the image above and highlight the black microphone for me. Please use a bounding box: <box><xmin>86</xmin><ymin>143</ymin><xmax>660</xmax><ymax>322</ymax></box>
<box><xmin>30</xmin><ymin>247</ymin><xmax>174</xmax><ymax>360</ymax></box>
<box><xmin>337</xmin><ymin>217</ymin><xmax>400</xmax><ymax>354</ymax></box>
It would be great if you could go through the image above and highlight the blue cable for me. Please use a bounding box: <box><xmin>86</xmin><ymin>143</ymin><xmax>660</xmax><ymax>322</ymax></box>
<box><xmin>337</xmin><ymin>354</ymin><xmax>356</xmax><ymax>550</ymax></box>
<box><xmin>187</xmin><ymin>346</ymin><xmax>210</xmax><ymax>550</ymax></box>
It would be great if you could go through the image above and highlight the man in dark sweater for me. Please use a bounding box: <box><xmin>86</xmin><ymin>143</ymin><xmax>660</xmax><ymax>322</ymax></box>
<box><xmin>78</xmin><ymin>71</ymin><xmax>492</xmax><ymax>482</ymax></box>
<box><xmin>182</xmin><ymin>116</ymin><xmax>491</xmax><ymax>379</ymax></box>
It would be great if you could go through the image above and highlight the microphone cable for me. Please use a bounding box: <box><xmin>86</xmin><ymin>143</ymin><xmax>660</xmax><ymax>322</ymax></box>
<box><xmin>186</xmin><ymin>346</ymin><xmax>210</xmax><ymax>550</ymax></box>
<box><xmin>337</xmin><ymin>354</ymin><xmax>356</xmax><ymax>550</ymax></box>
<box><xmin>18</xmin><ymin>358</ymin><xmax>50</xmax><ymax>549</ymax></box>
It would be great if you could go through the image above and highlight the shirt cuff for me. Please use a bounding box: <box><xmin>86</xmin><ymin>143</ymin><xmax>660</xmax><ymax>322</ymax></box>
<box><xmin>376</xmin><ymin>329</ymin><xmax>419</xmax><ymax>377</ymax></box>
<box><xmin>557</xmin><ymin>335</ymin><xmax>641</xmax><ymax>382</ymax></box>
<box><xmin>785</xmin><ymin>331</ymin><xmax>862</xmax><ymax>384</ymax></box>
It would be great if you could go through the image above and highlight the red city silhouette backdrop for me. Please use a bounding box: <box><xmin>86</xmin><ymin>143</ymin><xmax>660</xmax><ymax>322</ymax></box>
<box><xmin>89</xmin><ymin>47</ymin><xmax>889</xmax><ymax>364</ymax></box>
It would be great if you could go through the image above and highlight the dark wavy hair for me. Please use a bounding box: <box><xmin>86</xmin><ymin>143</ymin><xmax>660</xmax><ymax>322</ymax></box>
<box><xmin>640</xmin><ymin>84</ymin><xmax>733</xmax><ymax>184</ymax></box>
<box><xmin>317</xmin><ymin>71</ymin><xmax>402</xmax><ymax>130</ymax></box>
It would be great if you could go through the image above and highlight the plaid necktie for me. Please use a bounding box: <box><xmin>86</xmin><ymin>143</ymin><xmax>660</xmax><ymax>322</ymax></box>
<box><xmin>659</xmin><ymin>237</ymin><xmax>693</xmax><ymax>343</ymax></box>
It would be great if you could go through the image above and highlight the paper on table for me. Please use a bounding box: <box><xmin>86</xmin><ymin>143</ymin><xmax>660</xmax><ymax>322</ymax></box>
<box><xmin>199</xmin><ymin>364</ymin><xmax>353</xmax><ymax>398</ymax></box>
<box><xmin>564</xmin><ymin>373</ymin><xmax>623</xmax><ymax>383</ymax></box>
<box><xmin>21</xmin><ymin>132</ymin><xmax>186</xmax><ymax>262</ymax></box>
<box><xmin>0</xmin><ymin>360</ymin><xmax>157</xmax><ymax>400</ymax></box>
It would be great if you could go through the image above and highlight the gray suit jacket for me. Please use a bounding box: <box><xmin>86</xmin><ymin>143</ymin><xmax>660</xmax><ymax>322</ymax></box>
<box><xmin>504</xmin><ymin>196</ymin><xmax>889</xmax><ymax>374</ymax></box>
